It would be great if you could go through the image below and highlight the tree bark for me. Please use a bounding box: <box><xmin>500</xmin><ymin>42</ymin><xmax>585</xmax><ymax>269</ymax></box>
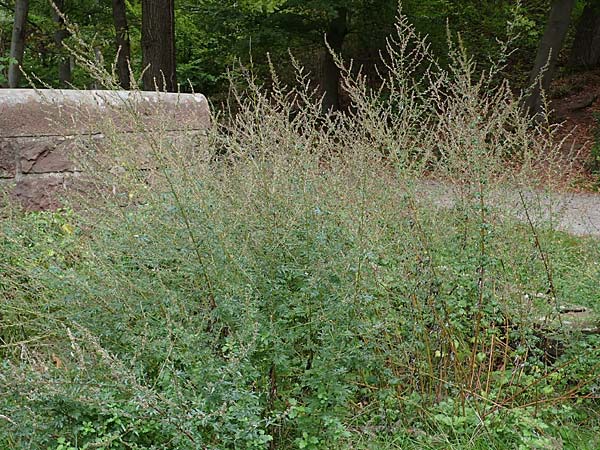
<box><xmin>112</xmin><ymin>0</ymin><xmax>131</xmax><ymax>89</ymax></box>
<box><xmin>8</xmin><ymin>0</ymin><xmax>29</xmax><ymax>88</ymax></box>
<box><xmin>569</xmin><ymin>1</ymin><xmax>600</xmax><ymax>69</ymax></box>
<box><xmin>141</xmin><ymin>0</ymin><xmax>176</xmax><ymax>92</ymax></box>
<box><xmin>52</xmin><ymin>0</ymin><xmax>71</xmax><ymax>87</ymax></box>
<box><xmin>523</xmin><ymin>0</ymin><xmax>576</xmax><ymax>119</ymax></box>
<box><xmin>321</xmin><ymin>7</ymin><xmax>348</xmax><ymax>114</ymax></box>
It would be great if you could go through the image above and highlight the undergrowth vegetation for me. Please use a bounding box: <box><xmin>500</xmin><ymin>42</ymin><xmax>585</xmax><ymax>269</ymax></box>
<box><xmin>1</xmin><ymin>10</ymin><xmax>600</xmax><ymax>450</ymax></box>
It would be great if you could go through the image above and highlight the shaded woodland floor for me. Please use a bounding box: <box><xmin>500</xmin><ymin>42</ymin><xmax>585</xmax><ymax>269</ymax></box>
<box><xmin>551</xmin><ymin>68</ymin><xmax>600</xmax><ymax>190</ymax></box>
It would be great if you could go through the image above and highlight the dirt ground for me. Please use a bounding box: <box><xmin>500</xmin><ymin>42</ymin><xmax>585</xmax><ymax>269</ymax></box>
<box><xmin>550</xmin><ymin>69</ymin><xmax>600</xmax><ymax>191</ymax></box>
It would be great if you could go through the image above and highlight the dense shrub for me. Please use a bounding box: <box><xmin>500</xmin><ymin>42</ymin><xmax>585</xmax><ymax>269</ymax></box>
<box><xmin>1</xmin><ymin>11</ymin><xmax>599</xmax><ymax>450</ymax></box>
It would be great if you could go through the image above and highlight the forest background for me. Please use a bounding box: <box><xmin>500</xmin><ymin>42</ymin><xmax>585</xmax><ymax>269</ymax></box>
<box><xmin>1</xmin><ymin>0</ymin><xmax>599</xmax><ymax>116</ymax></box>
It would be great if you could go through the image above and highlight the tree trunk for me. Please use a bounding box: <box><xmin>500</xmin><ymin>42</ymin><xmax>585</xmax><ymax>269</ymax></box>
<box><xmin>112</xmin><ymin>0</ymin><xmax>131</xmax><ymax>89</ymax></box>
<box><xmin>52</xmin><ymin>0</ymin><xmax>71</xmax><ymax>87</ymax></box>
<box><xmin>523</xmin><ymin>0</ymin><xmax>576</xmax><ymax>119</ymax></box>
<box><xmin>569</xmin><ymin>1</ymin><xmax>600</xmax><ymax>69</ymax></box>
<box><xmin>8</xmin><ymin>0</ymin><xmax>29</xmax><ymax>88</ymax></box>
<box><xmin>141</xmin><ymin>0</ymin><xmax>176</xmax><ymax>92</ymax></box>
<box><xmin>90</xmin><ymin>47</ymin><xmax>104</xmax><ymax>89</ymax></box>
<box><xmin>321</xmin><ymin>7</ymin><xmax>348</xmax><ymax>114</ymax></box>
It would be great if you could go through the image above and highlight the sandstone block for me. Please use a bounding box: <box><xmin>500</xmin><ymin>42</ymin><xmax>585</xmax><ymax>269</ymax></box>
<box><xmin>0</xmin><ymin>89</ymin><xmax>211</xmax><ymax>210</ymax></box>
<box><xmin>13</xmin><ymin>175</ymin><xmax>67</xmax><ymax>210</ymax></box>
<box><xmin>0</xmin><ymin>139</ymin><xmax>16</xmax><ymax>178</ymax></box>
<box><xmin>18</xmin><ymin>136</ymin><xmax>81</xmax><ymax>174</ymax></box>
<box><xmin>0</xmin><ymin>89</ymin><xmax>210</xmax><ymax>137</ymax></box>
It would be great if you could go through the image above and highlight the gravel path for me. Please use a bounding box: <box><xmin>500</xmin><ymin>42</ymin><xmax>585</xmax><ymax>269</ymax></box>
<box><xmin>548</xmin><ymin>191</ymin><xmax>600</xmax><ymax>236</ymax></box>
<box><xmin>420</xmin><ymin>182</ymin><xmax>600</xmax><ymax>237</ymax></box>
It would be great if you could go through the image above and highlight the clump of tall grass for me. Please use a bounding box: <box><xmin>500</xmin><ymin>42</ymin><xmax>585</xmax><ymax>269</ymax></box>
<box><xmin>1</xmin><ymin>7</ymin><xmax>599</xmax><ymax>450</ymax></box>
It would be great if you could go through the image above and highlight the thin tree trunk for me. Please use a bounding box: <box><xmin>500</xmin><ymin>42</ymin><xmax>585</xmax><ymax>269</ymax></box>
<box><xmin>569</xmin><ymin>1</ymin><xmax>600</xmax><ymax>68</ymax></box>
<box><xmin>52</xmin><ymin>0</ymin><xmax>71</xmax><ymax>87</ymax></box>
<box><xmin>523</xmin><ymin>0</ymin><xmax>576</xmax><ymax>119</ymax></box>
<box><xmin>112</xmin><ymin>0</ymin><xmax>131</xmax><ymax>89</ymax></box>
<box><xmin>8</xmin><ymin>0</ymin><xmax>29</xmax><ymax>88</ymax></box>
<box><xmin>321</xmin><ymin>7</ymin><xmax>347</xmax><ymax>114</ymax></box>
<box><xmin>141</xmin><ymin>0</ymin><xmax>176</xmax><ymax>92</ymax></box>
<box><xmin>90</xmin><ymin>46</ymin><xmax>104</xmax><ymax>89</ymax></box>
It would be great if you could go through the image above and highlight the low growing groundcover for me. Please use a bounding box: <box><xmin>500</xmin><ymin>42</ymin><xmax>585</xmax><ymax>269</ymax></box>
<box><xmin>1</xmin><ymin>195</ymin><xmax>599</xmax><ymax>449</ymax></box>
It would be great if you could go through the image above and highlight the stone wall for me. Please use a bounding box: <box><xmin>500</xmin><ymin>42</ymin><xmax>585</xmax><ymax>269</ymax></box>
<box><xmin>0</xmin><ymin>89</ymin><xmax>210</xmax><ymax>209</ymax></box>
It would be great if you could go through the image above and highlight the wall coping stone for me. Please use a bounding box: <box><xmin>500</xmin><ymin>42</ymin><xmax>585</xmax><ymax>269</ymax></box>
<box><xmin>0</xmin><ymin>89</ymin><xmax>210</xmax><ymax>137</ymax></box>
<box><xmin>0</xmin><ymin>89</ymin><xmax>210</xmax><ymax>209</ymax></box>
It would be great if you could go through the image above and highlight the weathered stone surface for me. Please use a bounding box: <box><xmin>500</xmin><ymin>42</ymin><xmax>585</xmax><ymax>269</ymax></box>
<box><xmin>73</xmin><ymin>130</ymin><xmax>209</xmax><ymax>173</ymax></box>
<box><xmin>18</xmin><ymin>137</ymin><xmax>79</xmax><ymax>174</ymax></box>
<box><xmin>0</xmin><ymin>89</ymin><xmax>210</xmax><ymax>137</ymax></box>
<box><xmin>537</xmin><ymin>305</ymin><xmax>600</xmax><ymax>335</ymax></box>
<box><xmin>13</xmin><ymin>175</ymin><xmax>67</xmax><ymax>210</ymax></box>
<box><xmin>0</xmin><ymin>139</ymin><xmax>16</xmax><ymax>178</ymax></box>
<box><xmin>534</xmin><ymin>304</ymin><xmax>600</xmax><ymax>360</ymax></box>
<box><xmin>0</xmin><ymin>89</ymin><xmax>211</xmax><ymax>210</ymax></box>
